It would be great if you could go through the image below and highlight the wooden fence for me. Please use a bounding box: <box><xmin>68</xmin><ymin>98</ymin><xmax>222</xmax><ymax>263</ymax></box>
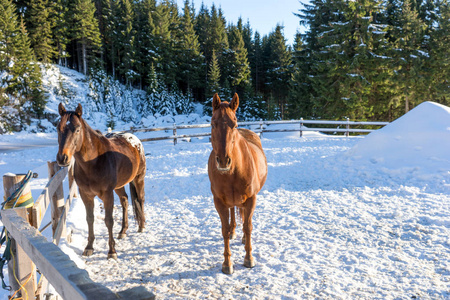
<box><xmin>1</xmin><ymin>162</ymin><xmax>155</xmax><ymax>300</ymax></box>
<box><xmin>122</xmin><ymin>118</ymin><xmax>389</xmax><ymax>145</ymax></box>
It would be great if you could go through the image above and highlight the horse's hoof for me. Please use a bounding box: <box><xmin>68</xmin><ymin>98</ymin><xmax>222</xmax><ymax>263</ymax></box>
<box><xmin>138</xmin><ymin>227</ymin><xmax>145</xmax><ymax>233</ymax></box>
<box><xmin>117</xmin><ymin>233</ymin><xmax>126</xmax><ymax>239</ymax></box>
<box><xmin>82</xmin><ymin>249</ymin><xmax>94</xmax><ymax>256</ymax></box>
<box><xmin>230</xmin><ymin>232</ymin><xmax>237</xmax><ymax>240</ymax></box>
<box><xmin>244</xmin><ymin>258</ymin><xmax>255</xmax><ymax>268</ymax></box>
<box><xmin>222</xmin><ymin>264</ymin><xmax>234</xmax><ymax>275</ymax></box>
<box><xmin>107</xmin><ymin>253</ymin><xmax>118</xmax><ymax>260</ymax></box>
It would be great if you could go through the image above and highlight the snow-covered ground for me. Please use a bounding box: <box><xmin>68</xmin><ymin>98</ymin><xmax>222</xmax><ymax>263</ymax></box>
<box><xmin>0</xmin><ymin>101</ymin><xmax>449</xmax><ymax>299</ymax></box>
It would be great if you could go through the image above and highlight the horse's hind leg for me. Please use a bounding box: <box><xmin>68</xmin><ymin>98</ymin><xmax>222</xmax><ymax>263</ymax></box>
<box><xmin>131</xmin><ymin>170</ymin><xmax>146</xmax><ymax>232</ymax></box>
<box><xmin>115</xmin><ymin>187</ymin><xmax>129</xmax><ymax>239</ymax></box>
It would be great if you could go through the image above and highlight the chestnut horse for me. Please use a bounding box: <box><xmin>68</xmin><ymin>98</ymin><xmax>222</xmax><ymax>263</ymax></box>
<box><xmin>208</xmin><ymin>93</ymin><xmax>268</xmax><ymax>274</ymax></box>
<box><xmin>56</xmin><ymin>103</ymin><xmax>146</xmax><ymax>259</ymax></box>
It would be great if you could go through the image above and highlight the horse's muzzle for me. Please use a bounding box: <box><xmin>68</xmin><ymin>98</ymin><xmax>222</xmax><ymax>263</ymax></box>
<box><xmin>216</xmin><ymin>156</ymin><xmax>232</xmax><ymax>172</ymax></box>
<box><xmin>57</xmin><ymin>153</ymin><xmax>71</xmax><ymax>167</ymax></box>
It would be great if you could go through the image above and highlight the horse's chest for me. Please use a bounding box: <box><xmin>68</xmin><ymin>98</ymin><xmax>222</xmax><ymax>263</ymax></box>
<box><xmin>215</xmin><ymin>176</ymin><xmax>255</xmax><ymax>207</ymax></box>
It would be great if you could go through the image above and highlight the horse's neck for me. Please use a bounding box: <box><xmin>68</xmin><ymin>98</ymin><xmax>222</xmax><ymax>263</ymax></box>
<box><xmin>232</xmin><ymin>134</ymin><xmax>252</xmax><ymax>170</ymax></box>
<box><xmin>76</xmin><ymin>120</ymin><xmax>105</xmax><ymax>163</ymax></box>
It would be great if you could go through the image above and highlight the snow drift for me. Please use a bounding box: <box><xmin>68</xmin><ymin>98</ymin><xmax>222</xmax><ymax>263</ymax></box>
<box><xmin>346</xmin><ymin>101</ymin><xmax>450</xmax><ymax>177</ymax></box>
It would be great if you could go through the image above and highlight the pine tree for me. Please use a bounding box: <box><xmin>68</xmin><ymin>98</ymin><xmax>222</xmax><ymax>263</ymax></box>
<box><xmin>72</xmin><ymin>0</ymin><xmax>102</xmax><ymax>75</ymax></box>
<box><xmin>289</xmin><ymin>31</ymin><xmax>313</xmax><ymax>118</ymax></box>
<box><xmin>0</xmin><ymin>0</ymin><xmax>44</xmax><ymax>115</ymax></box>
<box><xmin>177</xmin><ymin>0</ymin><xmax>203</xmax><ymax>93</ymax></box>
<box><xmin>207</xmin><ymin>4</ymin><xmax>228</xmax><ymax>61</ymax></box>
<box><xmin>51</xmin><ymin>0</ymin><xmax>70</xmax><ymax>66</ymax></box>
<box><xmin>207</xmin><ymin>51</ymin><xmax>221</xmax><ymax>96</ymax></box>
<box><xmin>204</xmin><ymin>51</ymin><xmax>221</xmax><ymax>115</ymax></box>
<box><xmin>222</xmin><ymin>25</ymin><xmax>251</xmax><ymax>92</ymax></box>
<box><xmin>427</xmin><ymin>0</ymin><xmax>450</xmax><ymax>105</ymax></box>
<box><xmin>28</xmin><ymin>0</ymin><xmax>55</xmax><ymax>63</ymax></box>
<box><xmin>390</xmin><ymin>0</ymin><xmax>427</xmax><ymax>114</ymax></box>
<box><xmin>116</xmin><ymin>0</ymin><xmax>136</xmax><ymax>86</ymax></box>
<box><xmin>264</xmin><ymin>25</ymin><xmax>291</xmax><ymax>119</ymax></box>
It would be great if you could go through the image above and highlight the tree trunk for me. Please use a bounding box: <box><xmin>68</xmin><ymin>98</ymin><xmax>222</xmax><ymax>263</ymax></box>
<box><xmin>82</xmin><ymin>39</ymin><xmax>87</xmax><ymax>76</ymax></box>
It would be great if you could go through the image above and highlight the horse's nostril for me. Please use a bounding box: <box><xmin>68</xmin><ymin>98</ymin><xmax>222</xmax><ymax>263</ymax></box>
<box><xmin>216</xmin><ymin>156</ymin><xmax>219</xmax><ymax>164</ymax></box>
<box><xmin>227</xmin><ymin>157</ymin><xmax>231</xmax><ymax>165</ymax></box>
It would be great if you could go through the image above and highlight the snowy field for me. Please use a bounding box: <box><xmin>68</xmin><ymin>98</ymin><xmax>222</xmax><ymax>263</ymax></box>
<box><xmin>0</xmin><ymin>102</ymin><xmax>449</xmax><ymax>299</ymax></box>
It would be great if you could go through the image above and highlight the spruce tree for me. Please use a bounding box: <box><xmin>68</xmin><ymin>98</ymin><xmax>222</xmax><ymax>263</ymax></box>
<box><xmin>51</xmin><ymin>0</ymin><xmax>70</xmax><ymax>66</ymax></box>
<box><xmin>390</xmin><ymin>0</ymin><xmax>427</xmax><ymax>114</ymax></box>
<box><xmin>72</xmin><ymin>0</ymin><xmax>102</xmax><ymax>75</ymax></box>
<box><xmin>0</xmin><ymin>0</ymin><xmax>44</xmax><ymax>115</ymax></box>
<box><xmin>177</xmin><ymin>0</ymin><xmax>203</xmax><ymax>93</ymax></box>
<box><xmin>116</xmin><ymin>0</ymin><xmax>136</xmax><ymax>86</ymax></box>
<box><xmin>222</xmin><ymin>25</ymin><xmax>251</xmax><ymax>92</ymax></box>
<box><xmin>28</xmin><ymin>0</ymin><xmax>55</xmax><ymax>63</ymax></box>
<box><xmin>264</xmin><ymin>25</ymin><xmax>291</xmax><ymax>119</ymax></box>
<box><xmin>427</xmin><ymin>0</ymin><xmax>450</xmax><ymax>105</ymax></box>
<box><xmin>204</xmin><ymin>51</ymin><xmax>221</xmax><ymax>115</ymax></box>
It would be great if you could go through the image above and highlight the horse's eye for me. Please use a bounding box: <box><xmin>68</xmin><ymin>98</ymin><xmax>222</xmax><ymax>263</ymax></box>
<box><xmin>75</xmin><ymin>128</ymin><xmax>81</xmax><ymax>133</ymax></box>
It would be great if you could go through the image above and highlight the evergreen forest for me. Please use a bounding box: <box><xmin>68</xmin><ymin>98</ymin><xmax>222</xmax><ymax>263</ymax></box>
<box><xmin>1</xmin><ymin>0</ymin><xmax>449</xmax><ymax>132</ymax></box>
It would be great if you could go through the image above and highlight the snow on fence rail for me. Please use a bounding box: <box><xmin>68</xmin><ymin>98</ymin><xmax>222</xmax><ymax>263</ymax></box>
<box><xmin>1</xmin><ymin>164</ymin><xmax>155</xmax><ymax>300</ymax></box>
<box><xmin>122</xmin><ymin>118</ymin><xmax>389</xmax><ymax>145</ymax></box>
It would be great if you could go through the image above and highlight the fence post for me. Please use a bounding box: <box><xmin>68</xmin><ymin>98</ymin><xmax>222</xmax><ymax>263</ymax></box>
<box><xmin>68</xmin><ymin>158</ymin><xmax>77</xmax><ymax>199</ymax></box>
<box><xmin>173</xmin><ymin>123</ymin><xmax>177</xmax><ymax>145</ymax></box>
<box><xmin>3</xmin><ymin>174</ymin><xmax>37</xmax><ymax>299</ymax></box>
<box><xmin>346</xmin><ymin>117</ymin><xmax>350</xmax><ymax>137</ymax></box>
<box><xmin>47</xmin><ymin>161</ymin><xmax>65</xmax><ymax>239</ymax></box>
<box><xmin>300</xmin><ymin>118</ymin><xmax>304</xmax><ymax>137</ymax></box>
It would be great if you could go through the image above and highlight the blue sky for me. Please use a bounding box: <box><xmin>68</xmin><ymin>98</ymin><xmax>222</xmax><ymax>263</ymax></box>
<box><xmin>176</xmin><ymin>0</ymin><xmax>308</xmax><ymax>45</ymax></box>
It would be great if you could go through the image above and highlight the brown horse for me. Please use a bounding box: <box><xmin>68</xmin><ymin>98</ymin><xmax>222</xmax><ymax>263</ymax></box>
<box><xmin>208</xmin><ymin>93</ymin><xmax>268</xmax><ymax>274</ymax></box>
<box><xmin>56</xmin><ymin>103</ymin><xmax>146</xmax><ymax>259</ymax></box>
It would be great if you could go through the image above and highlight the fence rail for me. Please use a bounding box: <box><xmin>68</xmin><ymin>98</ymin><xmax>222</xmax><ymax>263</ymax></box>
<box><xmin>121</xmin><ymin>118</ymin><xmax>389</xmax><ymax>145</ymax></box>
<box><xmin>1</xmin><ymin>163</ymin><xmax>155</xmax><ymax>300</ymax></box>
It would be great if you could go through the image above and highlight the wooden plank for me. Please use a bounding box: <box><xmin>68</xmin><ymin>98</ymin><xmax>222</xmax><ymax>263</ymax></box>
<box><xmin>1</xmin><ymin>209</ymin><xmax>119</xmax><ymax>300</ymax></box>
<box><xmin>53</xmin><ymin>182</ymin><xmax>77</xmax><ymax>246</ymax></box>
<box><xmin>32</xmin><ymin>188</ymin><xmax>49</xmax><ymax>229</ymax></box>
<box><xmin>32</xmin><ymin>167</ymin><xmax>67</xmax><ymax>229</ymax></box>
<box><xmin>46</xmin><ymin>167</ymin><xmax>68</xmax><ymax>200</ymax></box>
<box><xmin>48</xmin><ymin>161</ymin><xmax>65</xmax><ymax>239</ymax></box>
<box><xmin>10</xmin><ymin>207</ymin><xmax>37</xmax><ymax>299</ymax></box>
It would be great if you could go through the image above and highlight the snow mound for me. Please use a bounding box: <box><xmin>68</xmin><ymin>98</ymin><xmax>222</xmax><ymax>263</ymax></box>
<box><xmin>346</xmin><ymin>101</ymin><xmax>450</xmax><ymax>175</ymax></box>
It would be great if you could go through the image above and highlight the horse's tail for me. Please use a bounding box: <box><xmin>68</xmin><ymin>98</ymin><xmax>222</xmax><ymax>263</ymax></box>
<box><xmin>129</xmin><ymin>181</ymin><xmax>142</xmax><ymax>223</ymax></box>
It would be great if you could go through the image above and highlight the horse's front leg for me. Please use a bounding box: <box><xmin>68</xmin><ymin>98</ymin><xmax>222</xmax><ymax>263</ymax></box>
<box><xmin>230</xmin><ymin>207</ymin><xmax>237</xmax><ymax>240</ymax></box>
<box><xmin>80</xmin><ymin>191</ymin><xmax>95</xmax><ymax>256</ymax></box>
<box><xmin>102</xmin><ymin>190</ymin><xmax>117</xmax><ymax>259</ymax></box>
<box><xmin>115</xmin><ymin>187</ymin><xmax>128</xmax><ymax>239</ymax></box>
<box><xmin>243</xmin><ymin>195</ymin><xmax>257</xmax><ymax>268</ymax></box>
<box><xmin>214</xmin><ymin>197</ymin><xmax>233</xmax><ymax>274</ymax></box>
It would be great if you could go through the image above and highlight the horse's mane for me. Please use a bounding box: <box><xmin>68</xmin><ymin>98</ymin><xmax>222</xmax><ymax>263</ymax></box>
<box><xmin>238</xmin><ymin>128</ymin><xmax>263</xmax><ymax>151</ymax></box>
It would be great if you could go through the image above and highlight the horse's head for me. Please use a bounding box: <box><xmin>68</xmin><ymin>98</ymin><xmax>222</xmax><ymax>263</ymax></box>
<box><xmin>211</xmin><ymin>93</ymin><xmax>239</xmax><ymax>172</ymax></box>
<box><xmin>56</xmin><ymin>103</ymin><xmax>84</xmax><ymax>167</ymax></box>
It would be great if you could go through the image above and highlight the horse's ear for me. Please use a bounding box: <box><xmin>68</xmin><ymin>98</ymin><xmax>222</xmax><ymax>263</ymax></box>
<box><xmin>75</xmin><ymin>103</ymin><xmax>83</xmax><ymax>117</ymax></box>
<box><xmin>58</xmin><ymin>103</ymin><xmax>66</xmax><ymax>116</ymax></box>
<box><xmin>212</xmin><ymin>93</ymin><xmax>221</xmax><ymax>112</ymax></box>
<box><xmin>229</xmin><ymin>93</ymin><xmax>239</xmax><ymax>112</ymax></box>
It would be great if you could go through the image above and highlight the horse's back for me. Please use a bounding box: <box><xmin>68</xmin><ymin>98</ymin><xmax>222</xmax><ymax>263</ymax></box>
<box><xmin>105</xmin><ymin>132</ymin><xmax>146</xmax><ymax>186</ymax></box>
<box><xmin>238</xmin><ymin>128</ymin><xmax>267</xmax><ymax>188</ymax></box>
<box><xmin>238</xmin><ymin>128</ymin><xmax>263</xmax><ymax>151</ymax></box>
